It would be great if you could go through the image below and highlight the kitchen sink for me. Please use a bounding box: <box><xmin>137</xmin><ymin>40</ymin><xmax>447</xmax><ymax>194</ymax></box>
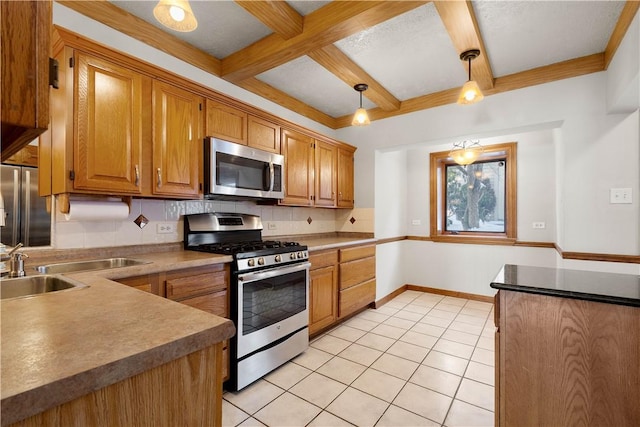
<box><xmin>0</xmin><ymin>275</ymin><xmax>88</xmax><ymax>300</ymax></box>
<box><xmin>34</xmin><ymin>258</ymin><xmax>151</xmax><ymax>274</ymax></box>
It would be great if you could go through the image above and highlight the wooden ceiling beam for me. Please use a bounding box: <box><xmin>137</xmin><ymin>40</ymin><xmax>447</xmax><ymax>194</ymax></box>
<box><xmin>434</xmin><ymin>0</ymin><xmax>494</xmax><ymax>90</ymax></box>
<box><xmin>333</xmin><ymin>53</ymin><xmax>604</xmax><ymax>128</ymax></box>
<box><xmin>235</xmin><ymin>0</ymin><xmax>303</xmax><ymax>40</ymax></box>
<box><xmin>604</xmin><ymin>0</ymin><xmax>640</xmax><ymax>69</ymax></box>
<box><xmin>56</xmin><ymin>0</ymin><xmax>221</xmax><ymax>76</ymax></box>
<box><xmin>308</xmin><ymin>45</ymin><xmax>401</xmax><ymax>112</ymax></box>
<box><xmin>221</xmin><ymin>1</ymin><xmax>429</xmax><ymax>83</ymax></box>
<box><xmin>237</xmin><ymin>78</ymin><xmax>337</xmax><ymax>129</ymax></box>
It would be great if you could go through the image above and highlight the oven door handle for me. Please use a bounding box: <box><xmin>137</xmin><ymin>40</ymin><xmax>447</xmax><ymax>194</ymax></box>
<box><xmin>238</xmin><ymin>262</ymin><xmax>311</xmax><ymax>284</ymax></box>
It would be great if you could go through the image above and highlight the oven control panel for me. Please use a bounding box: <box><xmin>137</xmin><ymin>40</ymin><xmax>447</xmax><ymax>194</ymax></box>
<box><xmin>237</xmin><ymin>250</ymin><xmax>308</xmax><ymax>272</ymax></box>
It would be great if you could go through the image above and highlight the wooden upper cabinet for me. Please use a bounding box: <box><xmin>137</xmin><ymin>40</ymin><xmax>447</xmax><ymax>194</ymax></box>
<box><xmin>74</xmin><ymin>53</ymin><xmax>146</xmax><ymax>194</ymax></box>
<box><xmin>1</xmin><ymin>0</ymin><xmax>52</xmax><ymax>162</ymax></box>
<box><xmin>315</xmin><ymin>140</ymin><xmax>337</xmax><ymax>207</ymax></box>
<box><xmin>248</xmin><ymin>116</ymin><xmax>280</xmax><ymax>153</ymax></box>
<box><xmin>337</xmin><ymin>147</ymin><xmax>355</xmax><ymax>208</ymax></box>
<box><xmin>280</xmin><ymin>128</ymin><xmax>314</xmax><ymax>206</ymax></box>
<box><xmin>205</xmin><ymin>99</ymin><xmax>247</xmax><ymax>144</ymax></box>
<box><xmin>152</xmin><ymin>81</ymin><xmax>202</xmax><ymax>197</ymax></box>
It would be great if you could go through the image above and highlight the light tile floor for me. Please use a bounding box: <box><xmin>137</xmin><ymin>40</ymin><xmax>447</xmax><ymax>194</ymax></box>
<box><xmin>223</xmin><ymin>290</ymin><xmax>495</xmax><ymax>427</ymax></box>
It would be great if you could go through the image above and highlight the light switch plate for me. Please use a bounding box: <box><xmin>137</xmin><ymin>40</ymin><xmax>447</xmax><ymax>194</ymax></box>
<box><xmin>610</xmin><ymin>188</ymin><xmax>632</xmax><ymax>204</ymax></box>
<box><xmin>411</xmin><ymin>219</ymin><xmax>421</xmax><ymax>226</ymax></box>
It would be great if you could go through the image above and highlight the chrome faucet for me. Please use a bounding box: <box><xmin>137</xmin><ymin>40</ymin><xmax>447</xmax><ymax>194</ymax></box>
<box><xmin>2</xmin><ymin>243</ymin><xmax>28</xmax><ymax>277</ymax></box>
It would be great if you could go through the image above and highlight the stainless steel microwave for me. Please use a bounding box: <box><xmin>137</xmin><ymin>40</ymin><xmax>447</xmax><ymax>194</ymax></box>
<box><xmin>204</xmin><ymin>138</ymin><xmax>284</xmax><ymax>200</ymax></box>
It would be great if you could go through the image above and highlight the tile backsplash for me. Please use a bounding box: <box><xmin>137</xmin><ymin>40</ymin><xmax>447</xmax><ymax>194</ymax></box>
<box><xmin>52</xmin><ymin>198</ymin><xmax>374</xmax><ymax>249</ymax></box>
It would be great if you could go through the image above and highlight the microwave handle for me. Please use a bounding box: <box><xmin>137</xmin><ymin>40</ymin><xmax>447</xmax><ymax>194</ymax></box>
<box><xmin>269</xmin><ymin>162</ymin><xmax>275</xmax><ymax>192</ymax></box>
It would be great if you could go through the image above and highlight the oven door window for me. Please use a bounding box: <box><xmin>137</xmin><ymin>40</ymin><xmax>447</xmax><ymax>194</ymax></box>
<box><xmin>242</xmin><ymin>269</ymin><xmax>307</xmax><ymax>335</ymax></box>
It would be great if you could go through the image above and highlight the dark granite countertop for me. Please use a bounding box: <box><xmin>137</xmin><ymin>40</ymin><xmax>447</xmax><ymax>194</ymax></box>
<box><xmin>490</xmin><ymin>264</ymin><xmax>640</xmax><ymax>307</ymax></box>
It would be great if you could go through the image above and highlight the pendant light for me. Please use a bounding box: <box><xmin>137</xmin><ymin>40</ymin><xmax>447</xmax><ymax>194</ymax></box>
<box><xmin>457</xmin><ymin>49</ymin><xmax>484</xmax><ymax>105</ymax></box>
<box><xmin>449</xmin><ymin>140</ymin><xmax>483</xmax><ymax>165</ymax></box>
<box><xmin>351</xmin><ymin>83</ymin><xmax>371</xmax><ymax>126</ymax></box>
<box><xmin>153</xmin><ymin>0</ymin><xmax>198</xmax><ymax>32</ymax></box>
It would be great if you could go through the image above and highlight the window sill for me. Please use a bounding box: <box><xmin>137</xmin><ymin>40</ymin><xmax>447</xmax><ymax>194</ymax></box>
<box><xmin>430</xmin><ymin>235</ymin><xmax>517</xmax><ymax>246</ymax></box>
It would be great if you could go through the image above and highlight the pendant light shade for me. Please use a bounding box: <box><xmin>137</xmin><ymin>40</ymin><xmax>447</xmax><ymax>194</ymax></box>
<box><xmin>457</xmin><ymin>49</ymin><xmax>484</xmax><ymax>105</ymax></box>
<box><xmin>449</xmin><ymin>140</ymin><xmax>483</xmax><ymax>165</ymax></box>
<box><xmin>351</xmin><ymin>83</ymin><xmax>370</xmax><ymax>126</ymax></box>
<box><xmin>154</xmin><ymin>0</ymin><xmax>198</xmax><ymax>32</ymax></box>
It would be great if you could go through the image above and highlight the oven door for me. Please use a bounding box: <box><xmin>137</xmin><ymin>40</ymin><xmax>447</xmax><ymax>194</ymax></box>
<box><xmin>236</xmin><ymin>262</ymin><xmax>310</xmax><ymax>359</ymax></box>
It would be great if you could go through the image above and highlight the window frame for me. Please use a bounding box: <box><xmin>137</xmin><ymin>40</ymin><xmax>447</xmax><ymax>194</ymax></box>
<box><xmin>429</xmin><ymin>142</ymin><xmax>517</xmax><ymax>245</ymax></box>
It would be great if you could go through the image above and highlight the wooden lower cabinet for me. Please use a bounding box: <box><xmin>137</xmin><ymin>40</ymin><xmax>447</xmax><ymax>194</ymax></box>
<box><xmin>309</xmin><ymin>250</ymin><xmax>338</xmax><ymax>335</ymax></box>
<box><xmin>115</xmin><ymin>273</ymin><xmax>164</xmax><ymax>296</ymax></box>
<box><xmin>495</xmin><ymin>290</ymin><xmax>640</xmax><ymax>427</ymax></box>
<box><xmin>10</xmin><ymin>344</ymin><xmax>224</xmax><ymax>427</ymax></box>
<box><xmin>338</xmin><ymin>245</ymin><xmax>376</xmax><ymax>318</ymax></box>
<box><xmin>165</xmin><ymin>264</ymin><xmax>230</xmax><ymax>381</ymax></box>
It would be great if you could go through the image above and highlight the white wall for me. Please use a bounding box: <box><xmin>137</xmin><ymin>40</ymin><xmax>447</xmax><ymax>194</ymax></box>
<box><xmin>337</xmin><ymin>13</ymin><xmax>640</xmax><ymax>297</ymax></box>
<box><xmin>53</xmin><ymin>3</ymin><xmax>640</xmax><ymax>296</ymax></box>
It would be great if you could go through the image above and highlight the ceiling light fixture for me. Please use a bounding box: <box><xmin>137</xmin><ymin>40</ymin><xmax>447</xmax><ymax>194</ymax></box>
<box><xmin>351</xmin><ymin>83</ymin><xmax>371</xmax><ymax>126</ymax></box>
<box><xmin>449</xmin><ymin>140</ymin><xmax>483</xmax><ymax>165</ymax></box>
<box><xmin>457</xmin><ymin>49</ymin><xmax>484</xmax><ymax>105</ymax></box>
<box><xmin>153</xmin><ymin>0</ymin><xmax>198</xmax><ymax>32</ymax></box>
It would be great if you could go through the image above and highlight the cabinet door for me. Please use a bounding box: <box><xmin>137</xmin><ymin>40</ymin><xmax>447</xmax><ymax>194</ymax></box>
<box><xmin>152</xmin><ymin>81</ymin><xmax>202</xmax><ymax>197</ymax></box>
<box><xmin>74</xmin><ymin>52</ymin><xmax>145</xmax><ymax>194</ymax></box>
<box><xmin>116</xmin><ymin>273</ymin><xmax>164</xmax><ymax>297</ymax></box>
<box><xmin>309</xmin><ymin>265</ymin><xmax>338</xmax><ymax>335</ymax></box>
<box><xmin>248</xmin><ymin>116</ymin><xmax>280</xmax><ymax>153</ymax></box>
<box><xmin>0</xmin><ymin>0</ymin><xmax>51</xmax><ymax>161</ymax></box>
<box><xmin>315</xmin><ymin>140</ymin><xmax>337</xmax><ymax>207</ymax></box>
<box><xmin>205</xmin><ymin>99</ymin><xmax>247</xmax><ymax>145</ymax></box>
<box><xmin>280</xmin><ymin>128</ymin><xmax>314</xmax><ymax>206</ymax></box>
<box><xmin>337</xmin><ymin>147</ymin><xmax>355</xmax><ymax>208</ymax></box>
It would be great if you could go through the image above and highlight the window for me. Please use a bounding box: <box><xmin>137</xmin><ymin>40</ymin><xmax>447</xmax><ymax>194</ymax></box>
<box><xmin>430</xmin><ymin>142</ymin><xmax>517</xmax><ymax>244</ymax></box>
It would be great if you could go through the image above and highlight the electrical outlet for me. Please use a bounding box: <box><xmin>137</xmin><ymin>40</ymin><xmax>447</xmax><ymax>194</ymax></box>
<box><xmin>610</xmin><ymin>188</ymin><xmax>632</xmax><ymax>204</ymax></box>
<box><xmin>267</xmin><ymin>222</ymin><xmax>277</xmax><ymax>230</ymax></box>
<box><xmin>532</xmin><ymin>222</ymin><xmax>546</xmax><ymax>229</ymax></box>
<box><xmin>156</xmin><ymin>223</ymin><xmax>176</xmax><ymax>234</ymax></box>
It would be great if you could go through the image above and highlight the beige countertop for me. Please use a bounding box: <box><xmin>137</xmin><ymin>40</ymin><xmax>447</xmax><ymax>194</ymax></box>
<box><xmin>0</xmin><ymin>234</ymin><xmax>375</xmax><ymax>424</ymax></box>
<box><xmin>0</xmin><ymin>250</ymin><xmax>235</xmax><ymax>426</ymax></box>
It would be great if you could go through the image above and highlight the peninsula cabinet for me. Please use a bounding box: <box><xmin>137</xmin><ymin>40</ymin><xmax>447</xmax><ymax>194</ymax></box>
<box><xmin>338</xmin><ymin>245</ymin><xmax>376</xmax><ymax>318</ymax></box>
<box><xmin>492</xmin><ymin>265</ymin><xmax>640</xmax><ymax>427</ymax></box>
<box><xmin>43</xmin><ymin>30</ymin><xmax>202</xmax><ymax>200</ymax></box>
<box><xmin>1</xmin><ymin>0</ymin><xmax>52</xmax><ymax>162</ymax></box>
<box><xmin>309</xmin><ymin>249</ymin><xmax>339</xmax><ymax>335</ymax></box>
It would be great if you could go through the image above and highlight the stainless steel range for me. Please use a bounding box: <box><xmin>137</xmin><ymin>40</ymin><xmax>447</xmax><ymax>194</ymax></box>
<box><xmin>184</xmin><ymin>212</ymin><xmax>310</xmax><ymax>391</ymax></box>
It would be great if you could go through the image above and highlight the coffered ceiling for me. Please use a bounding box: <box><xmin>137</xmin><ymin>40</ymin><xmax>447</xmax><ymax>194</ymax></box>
<box><xmin>57</xmin><ymin>1</ymin><xmax>639</xmax><ymax>129</ymax></box>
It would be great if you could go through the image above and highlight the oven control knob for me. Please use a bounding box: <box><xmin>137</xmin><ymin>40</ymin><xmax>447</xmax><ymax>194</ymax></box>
<box><xmin>258</xmin><ymin>257</ymin><xmax>265</xmax><ymax>265</ymax></box>
<box><xmin>290</xmin><ymin>253</ymin><xmax>296</xmax><ymax>260</ymax></box>
<box><xmin>297</xmin><ymin>252</ymin><xmax>303</xmax><ymax>259</ymax></box>
<box><xmin>274</xmin><ymin>255</ymin><xmax>282</xmax><ymax>263</ymax></box>
<box><xmin>248</xmin><ymin>259</ymin><xmax>255</xmax><ymax>267</ymax></box>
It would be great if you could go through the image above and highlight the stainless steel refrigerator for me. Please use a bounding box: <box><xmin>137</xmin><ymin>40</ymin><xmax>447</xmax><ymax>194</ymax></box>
<box><xmin>1</xmin><ymin>164</ymin><xmax>51</xmax><ymax>247</ymax></box>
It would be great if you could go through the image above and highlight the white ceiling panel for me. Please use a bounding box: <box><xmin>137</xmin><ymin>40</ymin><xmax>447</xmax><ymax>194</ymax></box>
<box><xmin>335</xmin><ymin>3</ymin><xmax>467</xmax><ymax>100</ymax></box>
<box><xmin>257</xmin><ymin>55</ymin><xmax>377</xmax><ymax>117</ymax></box>
<box><xmin>474</xmin><ymin>1</ymin><xmax>625</xmax><ymax>76</ymax></box>
<box><xmin>287</xmin><ymin>1</ymin><xmax>330</xmax><ymax>16</ymax></box>
<box><xmin>110</xmin><ymin>0</ymin><xmax>272</xmax><ymax>58</ymax></box>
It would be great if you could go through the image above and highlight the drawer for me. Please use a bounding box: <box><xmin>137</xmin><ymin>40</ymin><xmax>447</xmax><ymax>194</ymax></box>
<box><xmin>339</xmin><ymin>244</ymin><xmax>375</xmax><ymax>263</ymax></box>
<box><xmin>339</xmin><ymin>256</ymin><xmax>375</xmax><ymax>290</ymax></box>
<box><xmin>178</xmin><ymin>289</ymin><xmax>227</xmax><ymax>316</ymax></box>
<box><xmin>310</xmin><ymin>249</ymin><xmax>338</xmax><ymax>270</ymax></box>
<box><xmin>339</xmin><ymin>278</ymin><xmax>375</xmax><ymax>318</ymax></box>
<box><xmin>116</xmin><ymin>273</ymin><xmax>163</xmax><ymax>297</ymax></box>
<box><xmin>166</xmin><ymin>269</ymin><xmax>227</xmax><ymax>301</ymax></box>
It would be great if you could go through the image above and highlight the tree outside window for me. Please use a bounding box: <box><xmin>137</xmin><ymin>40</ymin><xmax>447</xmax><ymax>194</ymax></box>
<box><xmin>430</xmin><ymin>142</ymin><xmax>517</xmax><ymax>244</ymax></box>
